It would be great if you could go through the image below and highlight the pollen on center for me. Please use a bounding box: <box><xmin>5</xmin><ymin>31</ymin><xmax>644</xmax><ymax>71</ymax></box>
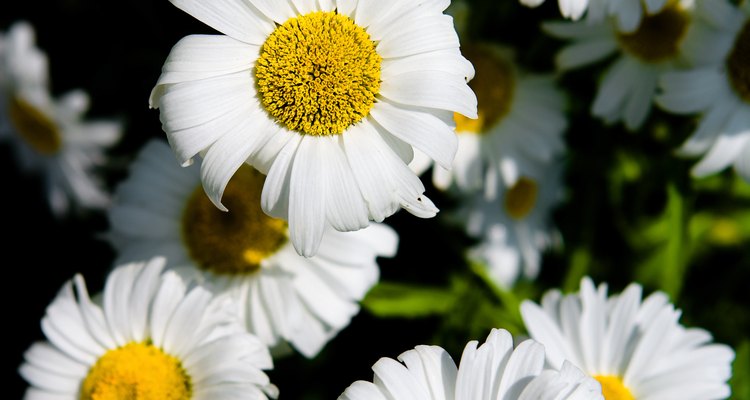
<box><xmin>255</xmin><ymin>11</ymin><xmax>382</xmax><ymax>136</ymax></box>
<box><xmin>454</xmin><ymin>45</ymin><xmax>516</xmax><ymax>134</ymax></box>
<box><xmin>182</xmin><ymin>165</ymin><xmax>288</xmax><ymax>275</ymax></box>
<box><xmin>504</xmin><ymin>177</ymin><xmax>539</xmax><ymax>220</ymax></box>
<box><xmin>617</xmin><ymin>3</ymin><xmax>690</xmax><ymax>63</ymax></box>
<box><xmin>594</xmin><ymin>375</ymin><xmax>636</xmax><ymax>400</ymax></box>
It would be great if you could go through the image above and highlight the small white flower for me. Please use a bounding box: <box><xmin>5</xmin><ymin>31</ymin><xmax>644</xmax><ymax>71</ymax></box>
<box><xmin>339</xmin><ymin>328</ymin><xmax>603</xmax><ymax>400</ymax></box>
<box><xmin>411</xmin><ymin>43</ymin><xmax>567</xmax><ymax>200</ymax></box>
<box><xmin>518</xmin><ymin>0</ymin><xmax>591</xmax><ymax>21</ymax></box>
<box><xmin>19</xmin><ymin>257</ymin><xmax>278</xmax><ymax>399</ymax></box>
<box><xmin>544</xmin><ymin>0</ymin><xmax>694</xmax><ymax>130</ymax></box>
<box><xmin>518</xmin><ymin>0</ymin><xmax>668</xmax><ymax>32</ymax></box>
<box><xmin>657</xmin><ymin>0</ymin><xmax>750</xmax><ymax>181</ymax></box>
<box><xmin>109</xmin><ymin>139</ymin><xmax>398</xmax><ymax>358</ymax></box>
<box><xmin>521</xmin><ymin>277</ymin><xmax>735</xmax><ymax>400</ymax></box>
<box><xmin>150</xmin><ymin>0</ymin><xmax>477</xmax><ymax>257</ymax></box>
<box><xmin>0</xmin><ymin>22</ymin><xmax>122</xmax><ymax>216</ymax></box>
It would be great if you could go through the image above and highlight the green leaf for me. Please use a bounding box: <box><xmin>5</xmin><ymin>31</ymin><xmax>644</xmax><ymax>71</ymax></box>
<box><xmin>362</xmin><ymin>281</ymin><xmax>458</xmax><ymax>318</ymax></box>
<box><xmin>731</xmin><ymin>341</ymin><xmax>750</xmax><ymax>400</ymax></box>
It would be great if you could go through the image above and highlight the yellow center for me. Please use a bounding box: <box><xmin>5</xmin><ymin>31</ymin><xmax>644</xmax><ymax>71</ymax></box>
<box><xmin>617</xmin><ymin>3</ymin><xmax>690</xmax><ymax>63</ymax></box>
<box><xmin>504</xmin><ymin>177</ymin><xmax>538</xmax><ymax>220</ymax></box>
<box><xmin>454</xmin><ymin>45</ymin><xmax>515</xmax><ymax>134</ymax></box>
<box><xmin>594</xmin><ymin>375</ymin><xmax>635</xmax><ymax>400</ymax></box>
<box><xmin>7</xmin><ymin>95</ymin><xmax>62</xmax><ymax>155</ymax></box>
<box><xmin>182</xmin><ymin>165</ymin><xmax>288</xmax><ymax>275</ymax></box>
<box><xmin>255</xmin><ymin>11</ymin><xmax>382</xmax><ymax>136</ymax></box>
<box><xmin>80</xmin><ymin>342</ymin><xmax>191</xmax><ymax>400</ymax></box>
<box><xmin>727</xmin><ymin>20</ymin><xmax>750</xmax><ymax>103</ymax></box>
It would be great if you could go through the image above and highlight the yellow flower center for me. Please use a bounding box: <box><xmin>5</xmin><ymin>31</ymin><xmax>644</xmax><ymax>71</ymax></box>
<box><xmin>454</xmin><ymin>45</ymin><xmax>516</xmax><ymax>134</ymax></box>
<box><xmin>80</xmin><ymin>342</ymin><xmax>191</xmax><ymax>400</ymax></box>
<box><xmin>7</xmin><ymin>95</ymin><xmax>62</xmax><ymax>155</ymax></box>
<box><xmin>594</xmin><ymin>375</ymin><xmax>635</xmax><ymax>400</ymax></box>
<box><xmin>504</xmin><ymin>177</ymin><xmax>538</xmax><ymax>220</ymax></box>
<box><xmin>255</xmin><ymin>11</ymin><xmax>382</xmax><ymax>136</ymax></box>
<box><xmin>617</xmin><ymin>3</ymin><xmax>690</xmax><ymax>63</ymax></box>
<box><xmin>182</xmin><ymin>165</ymin><xmax>288</xmax><ymax>275</ymax></box>
<box><xmin>727</xmin><ymin>20</ymin><xmax>750</xmax><ymax>103</ymax></box>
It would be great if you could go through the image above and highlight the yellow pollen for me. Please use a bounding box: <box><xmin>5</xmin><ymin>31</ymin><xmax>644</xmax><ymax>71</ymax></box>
<box><xmin>7</xmin><ymin>95</ymin><xmax>62</xmax><ymax>155</ymax></box>
<box><xmin>454</xmin><ymin>45</ymin><xmax>515</xmax><ymax>134</ymax></box>
<box><xmin>594</xmin><ymin>375</ymin><xmax>635</xmax><ymax>400</ymax></box>
<box><xmin>727</xmin><ymin>20</ymin><xmax>750</xmax><ymax>103</ymax></box>
<box><xmin>80</xmin><ymin>342</ymin><xmax>191</xmax><ymax>400</ymax></box>
<box><xmin>182</xmin><ymin>165</ymin><xmax>288</xmax><ymax>275</ymax></box>
<box><xmin>617</xmin><ymin>3</ymin><xmax>690</xmax><ymax>63</ymax></box>
<box><xmin>504</xmin><ymin>177</ymin><xmax>538</xmax><ymax>220</ymax></box>
<box><xmin>255</xmin><ymin>11</ymin><xmax>382</xmax><ymax>136</ymax></box>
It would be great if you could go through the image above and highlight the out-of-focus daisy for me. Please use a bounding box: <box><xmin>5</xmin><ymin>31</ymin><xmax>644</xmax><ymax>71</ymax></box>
<box><xmin>544</xmin><ymin>0</ymin><xmax>694</xmax><ymax>130</ymax></box>
<box><xmin>150</xmin><ymin>0</ymin><xmax>477</xmax><ymax>257</ymax></box>
<box><xmin>109</xmin><ymin>140</ymin><xmax>398</xmax><ymax>358</ymax></box>
<box><xmin>521</xmin><ymin>277</ymin><xmax>735</xmax><ymax>399</ymax></box>
<box><xmin>455</xmin><ymin>163</ymin><xmax>563</xmax><ymax>288</ymax></box>
<box><xmin>0</xmin><ymin>22</ymin><xmax>122</xmax><ymax>216</ymax></box>
<box><xmin>519</xmin><ymin>0</ymin><xmax>668</xmax><ymax>32</ymax></box>
<box><xmin>657</xmin><ymin>0</ymin><xmax>750</xmax><ymax>181</ymax></box>
<box><xmin>339</xmin><ymin>328</ymin><xmax>603</xmax><ymax>400</ymax></box>
<box><xmin>19</xmin><ymin>257</ymin><xmax>278</xmax><ymax>400</ymax></box>
<box><xmin>411</xmin><ymin>43</ymin><xmax>566</xmax><ymax>199</ymax></box>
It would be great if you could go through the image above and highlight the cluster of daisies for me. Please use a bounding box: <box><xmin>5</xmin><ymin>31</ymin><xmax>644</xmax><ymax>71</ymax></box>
<box><xmin>1</xmin><ymin>0</ymin><xmax>743</xmax><ymax>398</ymax></box>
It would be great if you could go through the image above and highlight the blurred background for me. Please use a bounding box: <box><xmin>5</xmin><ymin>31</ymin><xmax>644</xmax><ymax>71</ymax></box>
<box><xmin>2</xmin><ymin>0</ymin><xmax>749</xmax><ymax>399</ymax></box>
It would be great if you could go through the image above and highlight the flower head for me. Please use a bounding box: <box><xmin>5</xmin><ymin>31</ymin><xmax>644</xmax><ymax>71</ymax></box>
<box><xmin>19</xmin><ymin>257</ymin><xmax>278</xmax><ymax>399</ymax></box>
<box><xmin>150</xmin><ymin>0</ymin><xmax>477</xmax><ymax>257</ymax></box>
<box><xmin>109</xmin><ymin>139</ymin><xmax>398</xmax><ymax>358</ymax></box>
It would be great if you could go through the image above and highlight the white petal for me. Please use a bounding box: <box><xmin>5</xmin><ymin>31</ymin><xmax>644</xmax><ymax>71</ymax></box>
<box><xmin>168</xmin><ymin>0</ymin><xmax>274</xmax><ymax>44</ymax></box>
<box><xmin>288</xmin><ymin>136</ymin><xmax>328</xmax><ymax>256</ymax></box>
<box><xmin>376</xmin><ymin>14</ymin><xmax>459</xmax><ymax>58</ymax></box>
<box><xmin>692</xmin><ymin>109</ymin><xmax>750</xmax><ymax>177</ymax></box>
<box><xmin>319</xmin><ymin>137</ymin><xmax>370</xmax><ymax>231</ymax></box>
<box><xmin>260</xmin><ymin>134</ymin><xmax>302</xmax><ymax>219</ymax></box>
<box><xmin>339</xmin><ymin>381</ymin><xmax>388</xmax><ymax>400</ymax></box>
<box><xmin>379</xmin><ymin>71</ymin><xmax>477</xmax><ymax>118</ymax></box>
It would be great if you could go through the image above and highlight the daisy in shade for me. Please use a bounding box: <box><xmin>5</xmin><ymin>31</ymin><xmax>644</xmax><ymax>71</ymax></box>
<box><xmin>339</xmin><ymin>328</ymin><xmax>604</xmax><ymax>400</ymax></box>
<box><xmin>544</xmin><ymin>0</ymin><xmax>694</xmax><ymax>131</ymax></box>
<box><xmin>108</xmin><ymin>139</ymin><xmax>398</xmax><ymax>358</ymax></box>
<box><xmin>410</xmin><ymin>43</ymin><xmax>566</xmax><ymax>200</ymax></box>
<box><xmin>0</xmin><ymin>22</ymin><xmax>122</xmax><ymax>216</ymax></box>
<box><xmin>150</xmin><ymin>0</ymin><xmax>477</xmax><ymax>257</ymax></box>
<box><xmin>454</xmin><ymin>162</ymin><xmax>563</xmax><ymax>288</ymax></box>
<box><xmin>521</xmin><ymin>277</ymin><xmax>735</xmax><ymax>400</ymax></box>
<box><xmin>519</xmin><ymin>0</ymin><xmax>668</xmax><ymax>32</ymax></box>
<box><xmin>19</xmin><ymin>257</ymin><xmax>278</xmax><ymax>400</ymax></box>
<box><xmin>657</xmin><ymin>0</ymin><xmax>750</xmax><ymax>181</ymax></box>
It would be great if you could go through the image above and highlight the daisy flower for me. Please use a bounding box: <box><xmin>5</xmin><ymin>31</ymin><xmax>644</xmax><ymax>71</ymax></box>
<box><xmin>521</xmin><ymin>277</ymin><xmax>735</xmax><ymax>399</ymax></box>
<box><xmin>657</xmin><ymin>0</ymin><xmax>750</xmax><ymax>181</ymax></box>
<box><xmin>338</xmin><ymin>328</ymin><xmax>604</xmax><ymax>400</ymax></box>
<box><xmin>411</xmin><ymin>43</ymin><xmax>566</xmax><ymax>199</ymax></box>
<box><xmin>0</xmin><ymin>22</ymin><xmax>122</xmax><ymax>216</ymax></box>
<box><xmin>519</xmin><ymin>0</ymin><xmax>668</xmax><ymax>32</ymax></box>
<box><xmin>19</xmin><ymin>257</ymin><xmax>278</xmax><ymax>400</ymax></box>
<box><xmin>108</xmin><ymin>139</ymin><xmax>398</xmax><ymax>358</ymax></box>
<box><xmin>150</xmin><ymin>0</ymin><xmax>477</xmax><ymax>257</ymax></box>
<box><xmin>544</xmin><ymin>0</ymin><xmax>694</xmax><ymax>131</ymax></box>
<box><xmin>455</xmin><ymin>162</ymin><xmax>563</xmax><ymax>288</ymax></box>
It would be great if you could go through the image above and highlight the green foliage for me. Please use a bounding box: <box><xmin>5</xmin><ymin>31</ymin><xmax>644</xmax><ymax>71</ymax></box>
<box><xmin>732</xmin><ymin>341</ymin><xmax>750</xmax><ymax>400</ymax></box>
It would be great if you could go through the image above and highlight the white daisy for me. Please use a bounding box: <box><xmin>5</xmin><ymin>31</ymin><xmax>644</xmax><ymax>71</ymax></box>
<box><xmin>411</xmin><ymin>43</ymin><xmax>566</xmax><ymax>199</ymax></box>
<box><xmin>150</xmin><ymin>0</ymin><xmax>477</xmax><ymax>257</ymax></box>
<box><xmin>521</xmin><ymin>277</ymin><xmax>735</xmax><ymax>400</ymax></box>
<box><xmin>108</xmin><ymin>139</ymin><xmax>398</xmax><ymax>358</ymax></box>
<box><xmin>338</xmin><ymin>328</ymin><xmax>604</xmax><ymax>400</ymax></box>
<box><xmin>518</xmin><ymin>0</ymin><xmax>668</xmax><ymax>32</ymax></box>
<box><xmin>544</xmin><ymin>0</ymin><xmax>694</xmax><ymax>131</ymax></box>
<box><xmin>0</xmin><ymin>22</ymin><xmax>122</xmax><ymax>216</ymax></box>
<box><xmin>19</xmin><ymin>257</ymin><xmax>278</xmax><ymax>400</ymax></box>
<box><xmin>455</xmin><ymin>162</ymin><xmax>564</xmax><ymax>288</ymax></box>
<box><xmin>656</xmin><ymin>0</ymin><xmax>750</xmax><ymax>181</ymax></box>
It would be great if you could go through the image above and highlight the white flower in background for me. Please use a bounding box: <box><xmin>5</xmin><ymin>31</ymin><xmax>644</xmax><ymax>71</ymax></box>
<box><xmin>544</xmin><ymin>0</ymin><xmax>694</xmax><ymax>131</ymax></box>
<box><xmin>0</xmin><ymin>22</ymin><xmax>121</xmax><ymax>216</ymax></box>
<box><xmin>521</xmin><ymin>277</ymin><xmax>735</xmax><ymax>400</ymax></box>
<box><xmin>657</xmin><ymin>0</ymin><xmax>750</xmax><ymax>181</ymax></box>
<box><xmin>411</xmin><ymin>43</ymin><xmax>566</xmax><ymax>199</ymax></box>
<box><xmin>109</xmin><ymin>140</ymin><xmax>398</xmax><ymax>358</ymax></box>
<box><xmin>454</xmin><ymin>163</ymin><xmax>564</xmax><ymax>288</ymax></box>
<box><xmin>150</xmin><ymin>0</ymin><xmax>477</xmax><ymax>257</ymax></box>
<box><xmin>518</xmin><ymin>0</ymin><xmax>668</xmax><ymax>32</ymax></box>
<box><xmin>339</xmin><ymin>328</ymin><xmax>604</xmax><ymax>400</ymax></box>
<box><xmin>19</xmin><ymin>257</ymin><xmax>278</xmax><ymax>400</ymax></box>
